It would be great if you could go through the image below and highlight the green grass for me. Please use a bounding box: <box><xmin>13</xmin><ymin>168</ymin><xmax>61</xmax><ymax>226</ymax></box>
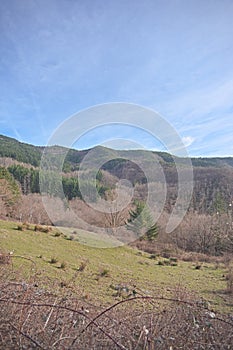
<box><xmin>0</xmin><ymin>219</ymin><xmax>231</xmax><ymax>312</ymax></box>
<box><xmin>58</xmin><ymin>226</ymin><xmax>123</xmax><ymax>248</ymax></box>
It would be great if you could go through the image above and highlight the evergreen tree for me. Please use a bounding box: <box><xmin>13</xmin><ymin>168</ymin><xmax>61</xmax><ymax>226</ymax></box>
<box><xmin>127</xmin><ymin>200</ymin><xmax>159</xmax><ymax>241</ymax></box>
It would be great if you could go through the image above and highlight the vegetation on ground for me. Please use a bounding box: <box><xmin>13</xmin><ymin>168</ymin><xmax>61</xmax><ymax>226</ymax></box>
<box><xmin>0</xmin><ymin>219</ymin><xmax>232</xmax><ymax>349</ymax></box>
<box><xmin>1</xmin><ymin>134</ymin><xmax>233</xmax><ymax>348</ymax></box>
<box><xmin>0</xmin><ymin>220</ymin><xmax>232</xmax><ymax>312</ymax></box>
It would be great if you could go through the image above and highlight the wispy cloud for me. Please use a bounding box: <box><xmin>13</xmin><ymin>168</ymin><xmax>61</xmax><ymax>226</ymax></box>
<box><xmin>164</xmin><ymin>78</ymin><xmax>233</xmax><ymax>122</ymax></box>
<box><xmin>182</xmin><ymin>136</ymin><xmax>195</xmax><ymax>148</ymax></box>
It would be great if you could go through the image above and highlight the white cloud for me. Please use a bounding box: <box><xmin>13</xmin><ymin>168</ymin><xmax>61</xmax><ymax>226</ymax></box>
<box><xmin>182</xmin><ymin>136</ymin><xmax>195</xmax><ymax>147</ymax></box>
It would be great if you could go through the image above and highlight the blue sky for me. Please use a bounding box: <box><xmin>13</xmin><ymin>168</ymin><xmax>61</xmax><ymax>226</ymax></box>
<box><xmin>0</xmin><ymin>0</ymin><xmax>233</xmax><ymax>156</ymax></box>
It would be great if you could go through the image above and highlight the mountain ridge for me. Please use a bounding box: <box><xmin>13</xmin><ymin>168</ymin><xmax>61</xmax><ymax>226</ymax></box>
<box><xmin>1</xmin><ymin>133</ymin><xmax>233</xmax><ymax>169</ymax></box>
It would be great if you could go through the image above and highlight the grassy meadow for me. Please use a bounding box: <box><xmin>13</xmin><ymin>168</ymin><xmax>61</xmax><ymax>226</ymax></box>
<box><xmin>0</xmin><ymin>219</ymin><xmax>230</xmax><ymax>312</ymax></box>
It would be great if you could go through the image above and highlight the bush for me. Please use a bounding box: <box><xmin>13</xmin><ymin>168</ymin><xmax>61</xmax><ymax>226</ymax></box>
<box><xmin>163</xmin><ymin>259</ymin><xmax>170</xmax><ymax>266</ymax></box>
<box><xmin>60</xmin><ymin>262</ymin><xmax>66</xmax><ymax>269</ymax></box>
<box><xmin>66</xmin><ymin>235</ymin><xmax>75</xmax><ymax>241</ymax></box>
<box><xmin>34</xmin><ymin>224</ymin><xmax>43</xmax><ymax>232</ymax></box>
<box><xmin>54</xmin><ymin>231</ymin><xmax>61</xmax><ymax>237</ymax></box>
<box><xmin>161</xmin><ymin>250</ymin><xmax>172</xmax><ymax>259</ymax></box>
<box><xmin>78</xmin><ymin>261</ymin><xmax>87</xmax><ymax>272</ymax></box>
<box><xmin>180</xmin><ymin>252</ymin><xmax>213</xmax><ymax>263</ymax></box>
<box><xmin>149</xmin><ymin>254</ymin><xmax>157</xmax><ymax>259</ymax></box>
<box><xmin>22</xmin><ymin>222</ymin><xmax>30</xmax><ymax>230</ymax></box>
<box><xmin>99</xmin><ymin>268</ymin><xmax>110</xmax><ymax>277</ymax></box>
<box><xmin>17</xmin><ymin>223</ymin><xmax>32</xmax><ymax>231</ymax></box>
<box><xmin>34</xmin><ymin>225</ymin><xmax>50</xmax><ymax>233</ymax></box>
<box><xmin>169</xmin><ymin>257</ymin><xmax>178</xmax><ymax>262</ymax></box>
<box><xmin>158</xmin><ymin>259</ymin><xmax>177</xmax><ymax>267</ymax></box>
<box><xmin>226</xmin><ymin>266</ymin><xmax>233</xmax><ymax>294</ymax></box>
<box><xmin>0</xmin><ymin>251</ymin><xmax>11</xmax><ymax>265</ymax></box>
<box><xmin>194</xmin><ymin>264</ymin><xmax>202</xmax><ymax>270</ymax></box>
<box><xmin>49</xmin><ymin>257</ymin><xmax>58</xmax><ymax>264</ymax></box>
<box><xmin>0</xmin><ymin>271</ymin><xmax>232</xmax><ymax>350</ymax></box>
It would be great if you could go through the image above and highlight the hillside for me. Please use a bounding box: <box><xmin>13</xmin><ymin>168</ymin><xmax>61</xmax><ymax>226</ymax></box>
<box><xmin>0</xmin><ymin>219</ymin><xmax>233</xmax><ymax>349</ymax></box>
<box><xmin>1</xmin><ymin>134</ymin><xmax>233</xmax><ymax>214</ymax></box>
<box><xmin>0</xmin><ymin>220</ymin><xmax>228</xmax><ymax>308</ymax></box>
<box><xmin>1</xmin><ymin>133</ymin><xmax>233</xmax><ymax>256</ymax></box>
<box><xmin>0</xmin><ymin>135</ymin><xmax>233</xmax><ymax>348</ymax></box>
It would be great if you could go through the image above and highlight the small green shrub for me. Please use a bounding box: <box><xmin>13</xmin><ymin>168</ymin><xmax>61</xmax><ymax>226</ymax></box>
<box><xmin>54</xmin><ymin>231</ymin><xmax>61</xmax><ymax>237</ymax></box>
<box><xmin>149</xmin><ymin>254</ymin><xmax>157</xmax><ymax>259</ymax></box>
<box><xmin>99</xmin><ymin>268</ymin><xmax>110</xmax><ymax>277</ymax></box>
<box><xmin>163</xmin><ymin>259</ymin><xmax>171</xmax><ymax>265</ymax></box>
<box><xmin>66</xmin><ymin>235</ymin><xmax>75</xmax><ymax>241</ymax></box>
<box><xmin>158</xmin><ymin>259</ymin><xmax>177</xmax><ymax>266</ymax></box>
<box><xmin>60</xmin><ymin>261</ymin><xmax>66</xmax><ymax>269</ymax></box>
<box><xmin>50</xmin><ymin>257</ymin><xmax>58</xmax><ymax>264</ymax></box>
<box><xmin>170</xmin><ymin>257</ymin><xmax>178</xmax><ymax>262</ymax></box>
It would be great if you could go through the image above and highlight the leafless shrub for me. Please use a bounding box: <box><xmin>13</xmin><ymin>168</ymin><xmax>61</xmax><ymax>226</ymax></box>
<box><xmin>22</xmin><ymin>222</ymin><xmax>31</xmax><ymax>230</ymax></box>
<box><xmin>222</xmin><ymin>253</ymin><xmax>233</xmax><ymax>267</ymax></box>
<box><xmin>34</xmin><ymin>224</ymin><xmax>50</xmax><ymax>233</ymax></box>
<box><xmin>180</xmin><ymin>252</ymin><xmax>212</xmax><ymax>263</ymax></box>
<box><xmin>0</xmin><ymin>251</ymin><xmax>11</xmax><ymax>265</ymax></box>
<box><xmin>131</xmin><ymin>240</ymin><xmax>178</xmax><ymax>257</ymax></box>
<box><xmin>226</xmin><ymin>265</ymin><xmax>233</xmax><ymax>294</ymax></box>
<box><xmin>0</xmin><ymin>264</ymin><xmax>232</xmax><ymax>349</ymax></box>
<box><xmin>77</xmin><ymin>261</ymin><xmax>87</xmax><ymax>272</ymax></box>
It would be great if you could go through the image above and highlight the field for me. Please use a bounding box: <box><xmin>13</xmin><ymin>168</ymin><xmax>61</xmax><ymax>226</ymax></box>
<box><xmin>0</xmin><ymin>219</ymin><xmax>232</xmax><ymax>349</ymax></box>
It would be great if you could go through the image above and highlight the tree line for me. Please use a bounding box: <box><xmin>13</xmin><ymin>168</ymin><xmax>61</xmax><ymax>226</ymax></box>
<box><xmin>7</xmin><ymin>164</ymin><xmax>108</xmax><ymax>201</ymax></box>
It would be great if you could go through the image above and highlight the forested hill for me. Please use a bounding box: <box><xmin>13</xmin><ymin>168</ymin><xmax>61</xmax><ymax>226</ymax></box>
<box><xmin>1</xmin><ymin>134</ymin><xmax>233</xmax><ymax>170</ymax></box>
<box><xmin>1</xmin><ymin>133</ymin><xmax>233</xmax><ymax>222</ymax></box>
<box><xmin>0</xmin><ymin>134</ymin><xmax>42</xmax><ymax>166</ymax></box>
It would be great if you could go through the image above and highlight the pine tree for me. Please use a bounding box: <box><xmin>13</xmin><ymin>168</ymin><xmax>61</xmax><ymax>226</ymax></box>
<box><xmin>127</xmin><ymin>200</ymin><xmax>159</xmax><ymax>241</ymax></box>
